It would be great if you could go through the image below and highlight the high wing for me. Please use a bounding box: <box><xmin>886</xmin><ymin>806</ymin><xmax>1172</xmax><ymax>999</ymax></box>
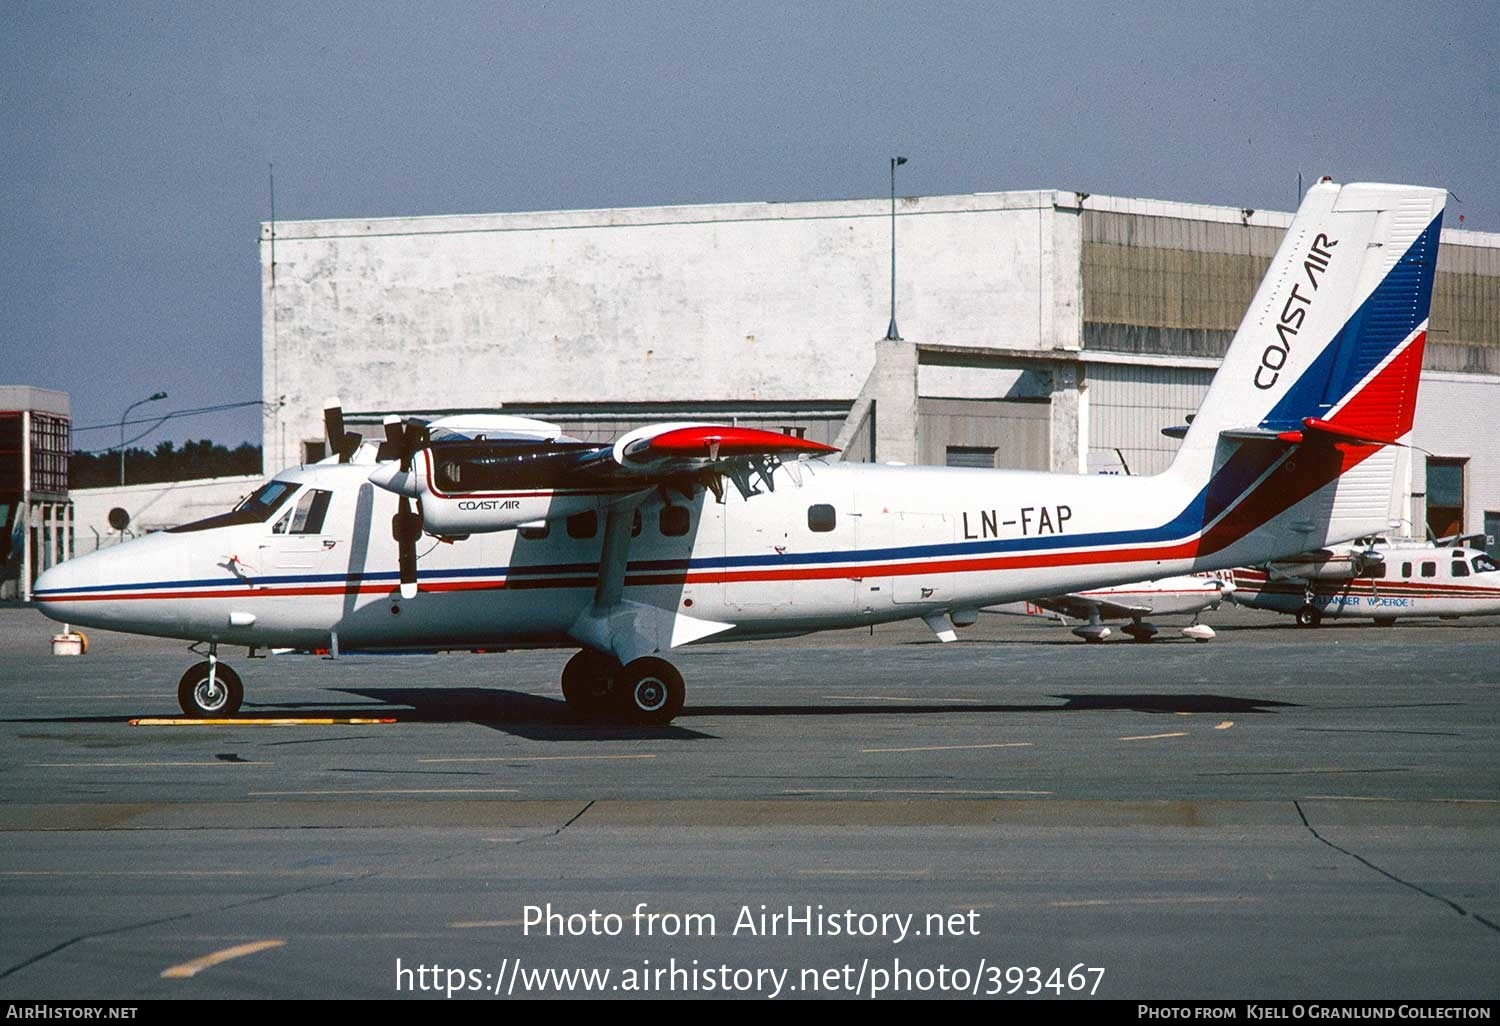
<box><xmin>368</xmin><ymin>417</ymin><xmax>838</xmax><ymax>535</ymax></box>
<box><xmin>364</xmin><ymin>415</ymin><xmax>837</xmax><ymax>602</ymax></box>
<box><xmin>1027</xmin><ymin>594</ymin><xmax>1152</xmax><ymax>622</ymax></box>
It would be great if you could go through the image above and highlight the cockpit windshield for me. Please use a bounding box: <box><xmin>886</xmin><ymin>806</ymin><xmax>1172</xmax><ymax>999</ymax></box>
<box><xmin>233</xmin><ymin>480</ymin><xmax>299</xmax><ymax>519</ymax></box>
<box><xmin>167</xmin><ymin>478</ymin><xmax>301</xmax><ymax>534</ymax></box>
<box><xmin>1473</xmin><ymin>554</ymin><xmax>1499</xmax><ymax>574</ymax></box>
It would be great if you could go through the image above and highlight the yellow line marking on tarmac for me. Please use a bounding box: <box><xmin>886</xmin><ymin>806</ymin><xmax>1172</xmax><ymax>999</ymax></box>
<box><xmin>1119</xmin><ymin>732</ymin><xmax>1190</xmax><ymax>741</ymax></box>
<box><xmin>28</xmin><ymin>761</ymin><xmax>270</xmax><ymax>768</ymax></box>
<box><xmin>250</xmin><ymin>788</ymin><xmax>519</xmax><ymax>796</ymax></box>
<box><xmin>417</xmin><ymin>754</ymin><xmax>656</xmax><ymax>764</ymax></box>
<box><xmin>1049</xmin><ymin>897</ymin><xmax>1253</xmax><ymax>909</ymax></box>
<box><xmin>1215</xmin><ymin>721</ymin><xmax>1234</xmax><ymax>730</ymax></box>
<box><xmin>131</xmin><ymin>717</ymin><xmax>396</xmax><ymax>726</ymax></box>
<box><xmin>783</xmin><ymin>788</ymin><xmax>1052</xmax><ymax>796</ymax></box>
<box><xmin>449</xmin><ymin>919</ymin><xmax>524</xmax><ymax>929</ymax></box>
<box><xmin>161</xmin><ymin>939</ymin><xmax>285</xmax><ymax>979</ymax></box>
<box><xmin>860</xmin><ymin>742</ymin><xmax>1033</xmax><ymax>754</ymax></box>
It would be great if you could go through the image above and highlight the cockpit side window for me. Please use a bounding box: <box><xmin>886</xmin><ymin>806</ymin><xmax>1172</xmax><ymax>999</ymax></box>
<box><xmin>1473</xmin><ymin>555</ymin><xmax>1499</xmax><ymax>574</ymax></box>
<box><xmin>288</xmin><ymin>489</ymin><xmax>332</xmax><ymax>534</ymax></box>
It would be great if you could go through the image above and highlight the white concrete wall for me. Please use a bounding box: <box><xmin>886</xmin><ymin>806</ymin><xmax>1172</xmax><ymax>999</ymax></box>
<box><xmin>72</xmin><ymin>475</ymin><xmax>262</xmax><ymax>552</ymax></box>
<box><xmin>261</xmin><ymin>191</ymin><xmax>1082</xmax><ymax>472</ymax></box>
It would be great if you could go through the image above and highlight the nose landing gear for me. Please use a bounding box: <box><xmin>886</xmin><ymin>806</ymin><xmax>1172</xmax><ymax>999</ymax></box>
<box><xmin>177</xmin><ymin>650</ymin><xmax>243</xmax><ymax>717</ymax></box>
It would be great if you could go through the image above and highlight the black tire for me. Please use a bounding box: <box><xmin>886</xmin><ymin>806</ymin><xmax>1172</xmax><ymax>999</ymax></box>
<box><xmin>560</xmin><ymin>649</ymin><xmax>620</xmax><ymax>718</ymax></box>
<box><xmin>1295</xmin><ymin>605</ymin><xmax>1322</xmax><ymax>628</ymax></box>
<box><xmin>1372</xmin><ymin>616</ymin><xmax>1397</xmax><ymax>628</ymax></box>
<box><xmin>614</xmin><ymin>657</ymin><xmax>685</xmax><ymax>725</ymax></box>
<box><xmin>177</xmin><ymin>661</ymin><xmax>243</xmax><ymax>717</ymax></box>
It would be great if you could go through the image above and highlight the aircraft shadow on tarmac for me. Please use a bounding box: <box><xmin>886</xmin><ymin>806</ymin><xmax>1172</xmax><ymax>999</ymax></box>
<box><xmin>0</xmin><ymin>691</ymin><xmax>1294</xmax><ymax>741</ymax></box>
<box><xmin>686</xmin><ymin>692</ymin><xmax>1298</xmax><ymax>718</ymax></box>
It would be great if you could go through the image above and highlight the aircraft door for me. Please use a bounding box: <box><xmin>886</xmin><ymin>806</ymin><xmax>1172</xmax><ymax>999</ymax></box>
<box><xmin>886</xmin><ymin>510</ymin><xmax>956</xmax><ymax>606</ymax></box>
<box><xmin>259</xmin><ymin>487</ymin><xmax>336</xmax><ymax>574</ymax></box>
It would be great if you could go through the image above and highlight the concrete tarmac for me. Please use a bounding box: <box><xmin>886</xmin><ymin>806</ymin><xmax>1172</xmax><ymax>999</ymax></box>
<box><xmin>0</xmin><ymin>606</ymin><xmax>1496</xmax><ymax>1000</ymax></box>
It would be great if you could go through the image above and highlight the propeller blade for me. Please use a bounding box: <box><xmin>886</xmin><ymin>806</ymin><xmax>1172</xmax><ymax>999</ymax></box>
<box><xmin>323</xmin><ymin>397</ymin><xmax>360</xmax><ymax>463</ymax></box>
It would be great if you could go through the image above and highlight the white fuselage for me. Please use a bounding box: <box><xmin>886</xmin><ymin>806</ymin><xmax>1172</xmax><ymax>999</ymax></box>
<box><xmin>35</xmin><ymin>457</ymin><xmax>1322</xmax><ymax>653</ymax></box>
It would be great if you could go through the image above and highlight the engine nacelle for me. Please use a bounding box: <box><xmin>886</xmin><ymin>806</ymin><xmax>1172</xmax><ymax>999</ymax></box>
<box><xmin>369</xmin><ymin>445</ymin><xmax>627</xmax><ymax>537</ymax></box>
<box><xmin>1266</xmin><ymin>549</ymin><xmax>1384</xmax><ymax>581</ymax></box>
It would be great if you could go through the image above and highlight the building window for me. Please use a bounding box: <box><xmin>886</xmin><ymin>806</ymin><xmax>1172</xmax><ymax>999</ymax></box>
<box><xmin>659</xmin><ymin>505</ymin><xmax>690</xmax><ymax>537</ymax></box>
<box><xmin>1421</xmin><ymin>561</ymin><xmax>1437</xmax><ymax>578</ymax></box>
<box><xmin>567</xmin><ymin>511</ymin><xmax>597</xmax><ymax>539</ymax></box>
<box><xmin>807</xmin><ymin>503</ymin><xmax>836</xmax><ymax>532</ymax></box>
<box><xmin>1426</xmin><ymin>457</ymin><xmax>1466</xmax><ymax>539</ymax></box>
<box><xmin>303</xmin><ymin>440</ymin><xmax>327</xmax><ymax>465</ymax></box>
<box><xmin>946</xmin><ymin>446</ymin><xmax>996</xmax><ymax>469</ymax></box>
<box><xmin>519</xmin><ymin>522</ymin><xmax>549</xmax><ymax>541</ymax></box>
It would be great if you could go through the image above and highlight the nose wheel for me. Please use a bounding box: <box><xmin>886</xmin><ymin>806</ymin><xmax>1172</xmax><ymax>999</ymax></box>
<box><xmin>177</xmin><ymin>660</ymin><xmax>243</xmax><ymax>717</ymax></box>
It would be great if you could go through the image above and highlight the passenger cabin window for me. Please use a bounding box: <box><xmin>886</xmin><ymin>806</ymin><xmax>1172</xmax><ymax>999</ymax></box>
<box><xmin>1452</xmin><ymin>561</ymin><xmax>1470</xmax><ymax>578</ymax></box>
<box><xmin>567</xmin><ymin>511</ymin><xmax>598</xmax><ymax>539</ymax></box>
<box><xmin>632</xmin><ymin>510</ymin><xmax>642</xmax><ymax>537</ymax></box>
<box><xmin>519</xmin><ymin>522</ymin><xmax>550</xmax><ymax>541</ymax></box>
<box><xmin>660</xmin><ymin>505</ymin><xmax>690</xmax><ymax>537</ymax></box>
<box><xmin>1421</xmin><ymin>561</ymin><xmax>1437</xmax><ymax>578</ymax></box>
<box><xmin>807</xmin><ymin>503</ymin><xmax>836</xmax><ymax>532</ymax></box>
<box><xmin>1401</xmin><ymin>562</ymin><xmax>1412</xmax><ymax>578</ymax></box>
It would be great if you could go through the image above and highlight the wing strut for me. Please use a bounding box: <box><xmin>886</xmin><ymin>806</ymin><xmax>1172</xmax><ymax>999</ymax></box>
<box><xmin>568</xmin><ymin>500</ymin><xmax>735</xmax><ymax>665</ymax></box>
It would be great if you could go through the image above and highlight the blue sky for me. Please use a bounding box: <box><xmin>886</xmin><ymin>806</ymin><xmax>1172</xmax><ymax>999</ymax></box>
<box><xmin>5</xmin><ymin>1</ymin><xmax>1495</xmax><ymax>448</ymax></box>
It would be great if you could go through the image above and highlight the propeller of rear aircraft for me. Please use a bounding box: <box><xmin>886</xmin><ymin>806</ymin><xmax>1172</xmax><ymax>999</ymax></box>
<box><xmin>382</xmin><ymin>415</ymin><xmax>428</xmax><ymax>599</ymax></box>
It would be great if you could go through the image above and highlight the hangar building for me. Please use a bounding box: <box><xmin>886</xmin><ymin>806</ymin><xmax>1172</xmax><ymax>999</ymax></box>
<box><xmin>260</xmin><ymin>186</ymin><xmax>1499</xmax><ymax>548</ymax></box>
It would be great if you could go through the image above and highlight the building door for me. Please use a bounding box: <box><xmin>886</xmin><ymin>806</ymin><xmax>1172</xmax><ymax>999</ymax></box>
<box><xmin>1425</xmin><ymin>457</ymin><xmax>1466</xmax><ymax>540</ymax></box>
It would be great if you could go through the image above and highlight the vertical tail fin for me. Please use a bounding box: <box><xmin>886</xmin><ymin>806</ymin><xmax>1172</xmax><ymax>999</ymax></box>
<box><xmin>1168</xmin><ymin>180</ymin><xmax>1445</xmax><ymax>558</ymax></box>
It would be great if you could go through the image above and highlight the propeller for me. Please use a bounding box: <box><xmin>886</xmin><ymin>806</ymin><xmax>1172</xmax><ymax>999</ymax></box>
<box><xmin>383</xmin><ymin>415</ymin><xmax>427</xmax><ymax>599</ymax></box>
<box><xmin>322</xmin><ymin>397</ymin><xmax>362</xmax><ymax>464</ymax></box>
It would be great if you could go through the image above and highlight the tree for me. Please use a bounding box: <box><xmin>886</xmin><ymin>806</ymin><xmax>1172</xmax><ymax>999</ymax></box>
<box><xmin>70</xmin><ymin>441</ymin><xmax>262</xmax><ymax>489</ymax></box>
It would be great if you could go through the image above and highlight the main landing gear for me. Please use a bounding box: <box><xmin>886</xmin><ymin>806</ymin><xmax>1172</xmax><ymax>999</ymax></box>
<box><xmin>176</xmin><ymin>649</ymin><xmax>244</xmax><ymax>717</ymax></box>
<box><xmin>561</xmin><ymin>649</ymin><xmax>685</xmax><ymax>725</ymax></box>
<box><xmin>1295</xmin><ymin>604</ymin><xmax>1323</xmax><ymax>628</ymax></box>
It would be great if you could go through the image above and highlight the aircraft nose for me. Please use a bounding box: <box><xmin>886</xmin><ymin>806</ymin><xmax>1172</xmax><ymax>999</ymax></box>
<box><xmin>32</xmin><ymin>559</ymin><xmax>84</xmax><ymax>622</ymax></box>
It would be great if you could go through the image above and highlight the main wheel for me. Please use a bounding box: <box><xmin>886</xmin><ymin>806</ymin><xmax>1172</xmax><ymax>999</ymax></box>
<box><xmin>614</xmin><ymin>657</ymin><xmax>685</xmax><ymax>725</ymax></box>
<box><xmin>177</xmin><ymin>661</ymin><xmax>243</xmax><ymax>717</ymax></box>
<box><xmin>560</xmin><ymin>649</ymin><xmax>620</xmax><ymax>718</ymax></box>
<box><xmin>1295</xmin><ymin>605</ymin><xmax>1322</xmax><ymax>628</ymax></box>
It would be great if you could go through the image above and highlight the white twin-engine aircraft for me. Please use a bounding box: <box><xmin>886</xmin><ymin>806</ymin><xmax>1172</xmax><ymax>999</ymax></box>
<box><xmin>36</xmin><ymin>180</ymin><xmax>1446</xmax><ymax>724</ymax></box>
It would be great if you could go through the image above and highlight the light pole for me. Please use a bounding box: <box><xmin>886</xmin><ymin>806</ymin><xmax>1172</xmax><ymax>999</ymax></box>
<box><xmin>119</xmin><ymin>391</ymin><xmax>167</xmax><ymax>485</ymax></box>
<box><xmin>885</xmin><ymin>156</ymin><xmax>908</xmax><ymax>341</ymax></box>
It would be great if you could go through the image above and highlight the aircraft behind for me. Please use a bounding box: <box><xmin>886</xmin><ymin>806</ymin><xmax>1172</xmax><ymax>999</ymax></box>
<box><xmin>988</xmin><ymin>572</ymin><xmax>1234</xmax><ymax>642</ymax></box>
<box><xmin>35</xmin><ymin>180</ymin><xmax>1447</xmax><ymax>723</ymax></box>
<box><xmin>1231</xmin><ymin>537</ymin><xmax>1500</xmax><ymax>626</ymax></box>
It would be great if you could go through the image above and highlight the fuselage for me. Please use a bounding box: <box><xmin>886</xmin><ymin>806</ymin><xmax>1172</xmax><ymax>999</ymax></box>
<box><xmin>34</xmin><ymin>456</ymin><xmax>1313</xmax><ymax>652</ymax></box>
<box><xmin>1232</xmin><ymin>545</ymin><xmax>1500</xmax><ymax>621</ymax></box>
